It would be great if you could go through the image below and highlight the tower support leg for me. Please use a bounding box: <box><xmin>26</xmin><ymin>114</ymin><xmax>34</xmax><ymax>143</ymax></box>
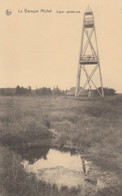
<box><xmin>75</xmin><ymin>64</ymin><xmax>81</xmax><ymax>97</ymax></box>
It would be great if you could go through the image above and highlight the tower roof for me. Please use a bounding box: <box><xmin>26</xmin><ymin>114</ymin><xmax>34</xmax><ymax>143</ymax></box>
<box><xmin>85</xmin><ymin>5</ymin><xmax>93</xmax><ymax>15</ymax></box>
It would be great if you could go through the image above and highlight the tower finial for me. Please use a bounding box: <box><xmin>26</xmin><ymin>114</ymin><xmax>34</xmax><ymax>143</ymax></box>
<box><xmin>85</xmin><ymin>5</ymin><xmax>92</xmax><ymax>13</ymax></box>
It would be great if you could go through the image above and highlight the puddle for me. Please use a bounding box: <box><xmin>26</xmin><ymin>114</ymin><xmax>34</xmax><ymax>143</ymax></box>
<box><xmin>22</xmin><ymin>147</ymin><xmax>90</xmax><ymax>188</ymax></box>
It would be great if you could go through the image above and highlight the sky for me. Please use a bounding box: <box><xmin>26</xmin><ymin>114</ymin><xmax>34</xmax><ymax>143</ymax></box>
<box><xmin>0</xmin><ymin>0</ymin><xmax>122</xmax><ymax>92</ymax></box>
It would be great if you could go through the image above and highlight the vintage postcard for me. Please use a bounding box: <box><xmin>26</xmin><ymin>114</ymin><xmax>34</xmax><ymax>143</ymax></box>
<box><xmin>0</xmin><ymin>0</ymin><xmax>122</xmax><ymax>196</ymax></box>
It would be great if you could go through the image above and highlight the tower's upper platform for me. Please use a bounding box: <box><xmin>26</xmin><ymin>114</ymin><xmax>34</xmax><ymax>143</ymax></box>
<box><xmin>84</xmin><ymin>6</ymin><xmax>94</xmax><ymax>28</ymax></box>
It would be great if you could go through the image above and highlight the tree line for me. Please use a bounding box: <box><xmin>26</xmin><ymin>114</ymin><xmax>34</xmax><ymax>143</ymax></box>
<box><xmin>0</xmin><ymin>86</ymin><xmax>66</xmax><ymax>96</ymax></box>
<box><xmin>0</xmin><ymin>86</ymin><xmax>117</xmax><ymax>96</ymax></box>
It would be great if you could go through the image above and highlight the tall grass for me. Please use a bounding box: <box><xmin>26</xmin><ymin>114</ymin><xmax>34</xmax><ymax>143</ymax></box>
<box><xmin>0</xmin><ymin>95</ymin><xmax>122</xmax><ymax>195</ymax></box>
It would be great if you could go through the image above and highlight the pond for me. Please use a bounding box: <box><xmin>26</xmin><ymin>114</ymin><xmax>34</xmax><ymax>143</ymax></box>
<box><xmin>22</xmin><ymin>147</ymin><xmax>90</xmax><ymax>188</ymax></box>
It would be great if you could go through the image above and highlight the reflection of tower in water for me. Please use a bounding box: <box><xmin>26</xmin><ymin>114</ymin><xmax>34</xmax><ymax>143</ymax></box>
<box><xmin>82</xmin><ymin>159</ymin><xmax>86</xmax><ymax>175</ymax></box>
<box><xmin>75</xmin><ymin>6</ymin><xmax>104</xmax><ymax>97</ymax></box>
<box><xmin>81</xmin><ymin>156</ymin><xmax>87</xmax><ymax>175</ymax></box>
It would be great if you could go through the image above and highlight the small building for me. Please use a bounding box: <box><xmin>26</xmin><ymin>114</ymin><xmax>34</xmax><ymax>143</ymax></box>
<box><xmin>67</xmin><ymin>87</ymin><xmax>88</xmax><ymax>96</ymax></box>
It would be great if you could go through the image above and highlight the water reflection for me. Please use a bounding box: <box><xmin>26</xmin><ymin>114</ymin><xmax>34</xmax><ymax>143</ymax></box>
<box><xmin>22</xmin><ymin>147</ymin><xmax>89</xmax><ymax>187</ymax></box>
<box><xmin>17</xmin><ymin>146</ymin><xmax>50</xmax><ymax>164</ymax></box>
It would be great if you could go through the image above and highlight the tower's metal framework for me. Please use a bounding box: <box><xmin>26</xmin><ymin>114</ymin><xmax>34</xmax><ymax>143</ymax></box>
<box><xmin>75</xmin><ymin>7</ymin><xmax>104</xmax><ymax>97</ymax></box>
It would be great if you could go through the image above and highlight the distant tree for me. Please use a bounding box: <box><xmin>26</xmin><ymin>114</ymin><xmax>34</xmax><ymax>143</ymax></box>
<box><xmin>15</xmin><ymin>85</ymin><xmax>32</xmax><ymax>95</ymax></box>
<box><xmin>15</xmin><ymin>85</ymin><xmax>20</xmax><ymax>95</ymax></box>
<box><xmin>28</xmin><ymin>86</ymin><xmax>32</xmax><ymax>94</ymax></box>
<box><xmin>52</xmin><ymin>86</ymin><xmax>65</xmax><ymax>96</ymax></box>
<box><xmin>104</xmin><ymin>88</ymin><xmax>116</xmax><ymax>96</ymax></box>
<box><xmin>0</xmin><ymin>88</ymin><xmax>15</xmax><ymax>96</ymax></box>
<box><xmin>0</xmin><ymin>89</ymin><xmax>5</xmax><ymax>96</ymax></box>
<box><xmin>94</xmin><ymin>87</ymin><xmax>116</xmax><ymax>96</ymax></box>
<box><xmin>35</xmin><ymin>87</ymin><xmax>51</xmax><ymax>96</ymax></box>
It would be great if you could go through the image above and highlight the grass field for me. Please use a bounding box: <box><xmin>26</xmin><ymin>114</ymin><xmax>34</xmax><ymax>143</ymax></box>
<box><xmin>0</xmin><ymin>95</ymin><xmax>122</xmax><ymax>196</ymax></box>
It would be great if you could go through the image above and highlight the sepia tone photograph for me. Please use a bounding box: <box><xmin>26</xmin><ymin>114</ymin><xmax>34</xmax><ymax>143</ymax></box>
<box><xmin>0</xmin><ymin>0</ymin><xmax>122</xmax><ymax>195</ymax></box>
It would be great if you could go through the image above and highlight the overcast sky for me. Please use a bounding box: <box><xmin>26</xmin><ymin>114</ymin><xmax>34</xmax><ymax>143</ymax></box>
<box><xmin>0</xmin><ymin>0</ymin><xmax>122</xmax><ymax>92</ymax></box>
